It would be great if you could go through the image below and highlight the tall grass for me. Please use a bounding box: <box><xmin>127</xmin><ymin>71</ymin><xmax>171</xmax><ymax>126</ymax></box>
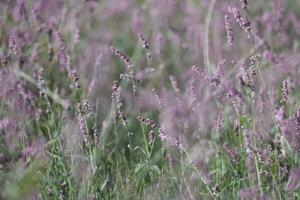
<box><xmin>1</xmin><ymin>0</ymin><xmax>300</xmax><ymax>199</ymax></box>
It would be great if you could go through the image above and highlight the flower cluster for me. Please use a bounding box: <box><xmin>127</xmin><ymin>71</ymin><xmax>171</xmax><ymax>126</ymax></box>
<box><xmin>110</xmin><ymin>46</ymin><xmax>133</xmax><ymax>70</ymax></box>
<box><xmin>112</xmin><ymin>81</ymin><xmax>127</xmax><ymax>124</ymax></box>
<box><xmin>227</xmin><ymin>6</ymin><xmax>252</xmax><ymax>40</ymax></box>
<box><xmin>77</xmin><ymin>103</ymin><xmax>89</xmax><ymax>146</ymax></box>
<box><xmin>137</xmin><ymin>116</ymin><xmax>156</xmax><ymax>128</ymax></box>
<box><xmin>37</xmin><ymin>68</ymin><xmax>46</xmax><ymax>97</ymax></box>
<box><xmin>224</xmin><ymin>15</ymin><xmax>233</xmax><ymax>46</ymax></box>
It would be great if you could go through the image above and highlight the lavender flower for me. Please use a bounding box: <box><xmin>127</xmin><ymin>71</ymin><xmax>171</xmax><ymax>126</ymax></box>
<box><xmin>112</xmin><ymin>81</ymin><xmax>127</xmax><ymax>124</ymax></box>
<box><xmin>224</xmin><ymin>15</ymin><xmax>233</xmax><ymax>46</ymax></box>
<box><xmin>9</xmin><ymin>33</ymin><xmax>19</xmax><ymax>55</ymax></box>
<box><xmin>169</xmin><ymin>75</ymin><xmax>180</xmax><ymax>94</ymax></box>
<box><xmin>152</xmin><ymin>88</ymin><xmax>163</xmax><ymax>109</ymax></box>
<box><xmin>215</xmin><ymin>60</ymin><xmax>226</xmax><ymax>79</ymax></box>
<box><xmin>234</xmin><ymin>119</ymin><xmax>241</xmax><ymax>132</ymax></box>
<box><xmin>38</xmin><ymin>68</ymin><xmax>46</xmax><ymax>97</ymax></box>
<box><xmin>71</xmin><ymin>70</ymin><xmax>80</xmax><ymax>89</ymax></box>
<box><xmin>137</xmin><ymin>116</ymin><xmax>156</xmax><ymax>128</ymax></box>
<box><xmin>110</xmin><ymin>46</ymin><xmax>133</xmax><ymax>70</ymax></box>
<box><xmin>82</xmin><ymin>99</ymin><xmax>93</xmax><ymax>118</ymax></box>
<box><xmin>187</xmin><ymin>76</ymin><xmax>197</xmax><ymax>106</ymax></box>
<box><xmin>237</xmin><ymin>64</ymin><xmax>256</xmax><ymax>91</ymax></box>
<box><xmin>13</xmin><ymin>0</ymin><xmax>26</xmax><ymax>21</ymax></box>
<box><xmin>138</xmin><ymin>33</ymin><xmax>150</xmax><ymax>50</ymax></box>
<box><xmin>148</xmin><ymin>130</ymin><xmax>154</xmax><ymax>144</ymax></box>
<box><xmin>223</xmin><ymin>143</ymin><xmax>238</xmax><ymax>162</ymax></box>
<box><xmin>227</xmin><ymin>6</ymin><xmax>252</xmax><ymax>40</ymax></box>
<box><xmin>54</xmin><ymin>30</ymin><xmax>68</xmax><ymax>69</ymax></box>
<box><xmin>93</xmin><ymin>127</ymin><xmax>100</xmax><ymax>148</ymax></box>
<box><xmin>227</xmin><ymin>92</ymin><xmax>241</xmax><ymax>114</ymax></box>
<box><xmin>138</xmin><ymin>33</ymin><xmax>152</xmax><ymax>66</ymax></box>
<box><xmin>158</xmin><ymin>127</ymin><xmax>179</xmax><ymax>147</ymax></box>
<box><xmin>280</xmin><ymin>80</ymin><xmax>288</xmax><ymax>105</ymax></box>
<box><xmin>215</xmin><ymin>109</ymin><xmax>223</xmax><ymax>134</ymax></box>
<box><xmin>77</xmin><ymin>103</ymin><xmax>89</xmax><ymax>146</ymax></box>
<box><xmin>191</xmin><ymin>65</ymin><xmax>209</xmax><ymax>82</ymax></box>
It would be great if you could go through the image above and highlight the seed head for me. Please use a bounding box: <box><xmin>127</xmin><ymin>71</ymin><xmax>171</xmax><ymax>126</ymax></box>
<box><xmin>9</xmin><ymin>33</ymin><xmax>19</xmax><ymax>55</ymax></box>
<box><xmin>224</xmin><ymin>15</ymin><xmax>233</xmax><ymax>46</ymax></box>
<box><xmin>38</xmin><ymin>68</ymin><xmax>46</xmax><ymax>97</ymax></box>
<box><xmin>280</xmin><ymin>80</ymin><xmax>289</xmax><ymax>105</ymax></box>
<box><xmin>137</xmin><ymin>116</ymin><xmax>156</xmax><ymax>128</ymax></box>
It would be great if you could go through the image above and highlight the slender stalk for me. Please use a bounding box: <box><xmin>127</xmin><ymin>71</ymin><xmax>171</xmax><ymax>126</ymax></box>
<box><xmin>204</xmin><ymin>0</ymin><xmax>217</xmax><ymax>74</ymax></box>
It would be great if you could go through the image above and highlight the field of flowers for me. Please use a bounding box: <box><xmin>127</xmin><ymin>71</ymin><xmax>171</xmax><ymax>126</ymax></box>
<box><xmin>1</xmin><ymin>0</ymin><xmax>300</xmax><ymax>199</ymax></box>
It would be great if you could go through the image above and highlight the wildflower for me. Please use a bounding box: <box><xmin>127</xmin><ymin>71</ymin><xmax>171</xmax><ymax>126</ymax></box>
<box><xmin>93</xmin><ymin>127</ymin><xmax>100</xmax><ymax>148</ymax></box>
<box><xmin>169</xmin><ymin>75</ymin><xmax>180</xmax><ymax>94</ymax></box>
<box><xmin>70</xmin><ymin>70</ymin><xmax>80</xmax><ymax>89</ymax></box>
<box><xmin>191</xmin><ymin>65</ymin><xmax>209</xmax><ymax>82</ymax></box>
<box><xmin>280</xmin><ymin>80</ymin><xmax>288</xmax><ymax>105</ymax></box>
<box><xmin>111</xmin><ymin>81</ymin><xmax>127</xmax><ymax>124</ymax></box>
<box><xmin>82</xmin><ymin>99</ymin><xmax>93</xmax><ymax>117</ymax></box>
<box><xmin>224</xmin><ymin>15</ymin><xmax>233</xmax><ymax>46</ymax></box>
<box><xmin>13</xmin><ymin>0</ymin><xmax>26</xmax><ymax>21</ymax></box>
<box><xmin>137</xmin><ymin>116</ymin><xmax>156</xmax><ymax>128</ymax></box>
<box><xmin>227</xmin><ymin>6</ymin><xmax>252</xmax><ymax>40</ymax></box>
<box><xmin>215</xmin><ymin>60</ymin><xmax>226</xmax><ymax>79</ymax></box>
<box><xmin>9</xmin><ymin>33</ymin><xmax>19</xmax><ymax>55</ymax></box>
<box><xmin>138</xmin><ymin>33</ymin><xmax>150</xmax><ymax>50</ymax></box>
<box><xmin>249</xmin><ymin>54</ymin><xmax>260</xmax><ymax>67</ymax></box>
<box><xmin>77</xmin><ymin>103</ymin><xmax>89</xmax><ymax>146</ymax></box>
<box><xmin>234</xmin><ymin>119</ymin><xmax>241</xmax><ymax>132</ymax></box>
<box><xmin>158</xmin><ymin>127</ymin><xmax>179</xmax><ymax>147</ymax></box>
<box><xmin>223</xmin><ymin>143</ymin><xmax>238</xmax><ymax>162</ymax></box>
<box><xmin>31</xmin><ymin>3</ymin><xmax>44</xmax><ymax>25</ymax></box>
<box><xmin>54</xmin><ymin>30</ymin><xmax>74</xmax><ymax>75</ymax></box>
<box><xmin>148</xmin><ymin>130</ymin><xmax>154</xmax><ymax>144</ymax></box>
<box><xmin>215</xmin><ymin>109</ymin><xmax>223</xmax><ymax>134</ymax></box>
<box><xmin>37</xmin><ymin>68</ymin><xmax>46</xmax><ymax>97</ymax></box>
<box><xmin>152</xmin><ymin>88</ymin><xmax>163</xmax><ymax>108</ymax></box>
<box><xmin>237</xmin><ymin>64</ymin><xmax>256</xmax><ymax>91</ymax></box>
<box><xmin>110</xmin><ymin>46</ymin><xmax>133</xmax><ymax>70</ymax></box>
<box><xmin>138</xmin><ymin>33</ymin><xmax>152</xmax><ymax>65</ymax></box>
<box><xmin>187</xmin><ymin>76</ymin><xmax>197</xmax><ymax>106</ymax></box>
<box><xmin>227</xmin><ymin>92</ymin><xmax>241</xmax><ymax>114</ymax></box>
<box><xmin>54</xmin><ymin>30</ymin><xmax>66</xmax><ymax>54</ymax></box>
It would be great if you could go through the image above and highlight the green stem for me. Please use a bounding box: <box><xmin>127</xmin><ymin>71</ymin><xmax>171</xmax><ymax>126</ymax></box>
<box><xmin>204</xmin><ymin>0</ymin><xmax>217</xmax><ymax>74</ymax></box>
